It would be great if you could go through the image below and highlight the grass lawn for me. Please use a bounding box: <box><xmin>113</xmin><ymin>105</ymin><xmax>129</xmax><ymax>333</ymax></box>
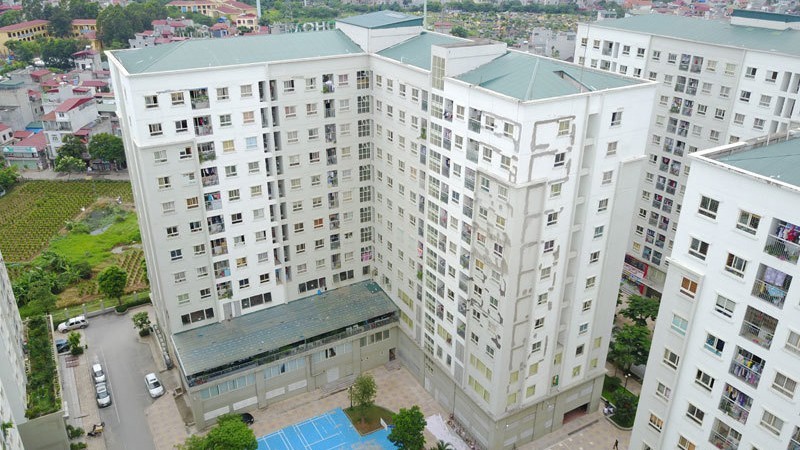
<box><xmin>48</xmin><ymin>211</ymin><xmax>140</xmax><ymax>267</ymax></box>
<box><xmin>0</xmin><ymin>180</ymin><xmax>133</xmax><ymax>262</ymax></box>
<box><xmin>344</xmin><ymin>405</ymin><xmax>395</xmax><ymax>435</ymax></box>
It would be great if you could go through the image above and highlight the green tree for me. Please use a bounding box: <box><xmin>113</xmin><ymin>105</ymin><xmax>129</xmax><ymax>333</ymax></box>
<box><xmin>430</xmin><ymin>441</ymin><xmax>454</xmax><ymax>450</ymax></box>
<box><xmin>450</xmin><ymin>26</ymin><xmax>469</xmax><ymax>38</ymax></box>
<box><xmin>22</xmin><ymin>0</ymin><xmax>46</xmax><ymax>20</ymax></box>
<box><xmin>609</xmin><ymin>324</ymin><xmax>651</xmax><ymax>374</ymax></box>
<box><xmin>620</xmin><ymin>295</ymin><xmax>660</xmax><ymax>326</ymax></box>
<box><xmin>67</xmin><ymin>331</ymin><xmax>83</xmax><ymax>355</ymax></box>
<box><xmin>609</xmin><ymin>389</ymin><xmax>638</xmax><ymax>427</ymax></box>
<box><xmin>48</xmin><ymin>8</ymin><xmax>73</xmax><ymax>37</ymax></box>
<box><xmin>0</xmin><ymin>10</ymin><xmax>23</xmax><ymax>27</ymax></box>
<box><xmin>132</xmin><ymin>311</ymin><xmax>151</xmax><ymax>336</ymax></box>
<box><xmin>349</xmin><ymin>373</ymin><xmax>377</xmax><ymax>422</ymax></box>
<box><xmin>5</xmin><ymin>40</ymin><xmax>40</xmax><ymax>64</ymax></box>
<box><xmin>57</xmin><ymin>135</ymin><xmax>88</xmax><ymax>160</ymax></box>
<box><xmin>0</xmin><ymin>166</ymin><xmax>19</xmax><ymax>189</ymax></box>
<box><xmin>54</xmin><ymin>156</ymin><xmax>85</xmax><ymax>179</ymax></box>
<box><xmin>68</xmin><ymin>0</ymin><xmax>99</xmax><ymax>19</ymax></box>
<box><xmin>204</xmin><ymin>413</ymin><xmax>257</xmax><ymax>450</ymax></box>
<box><xmin>41</xmin><ymin>38</ymin><xmax>84</xmax><ymax>69</ymax></box>
<box><xmin>176</xmin><ymin>435</ymin><xmax>207</xmax><ymax>450</ymax></box>
<box><xmin>388</xmin><ymin>405</ymin><xmax>426</xmax><ymax>450</ymax></box>
<box><xmin>88</xmin><ymin>133</ymin><xmax>126</xmax><ymax>167</ymax></box>
<box><xmin>97</xmin><ymin>265</ymin><xmax>127</xmax><ymax>306</ymax></box>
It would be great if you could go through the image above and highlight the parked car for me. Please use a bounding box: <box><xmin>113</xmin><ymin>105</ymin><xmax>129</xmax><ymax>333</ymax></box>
<box><xmin>91</xmin><ymin>363</ymin><xmax>106</xmax><ymax>384</ymax></box>
<box><xmin>144</xmin><ymin>373</ymin><xmax>165</xmax><ymax>398</ymax></box>
<box><xmin>95</xmin><ymin>383</ymin><xmax>111</xmax><ymax>408</ymax></box>
<box><xmin>240</xmin><ymin>412</ymin><xmax>254</xmax><ymax>425</ymax></box>
<box><xmin>55</xmin><ymin>339</ymin><xmax>70</xmax><ymax>354</ymax></box>
<box><xmin>57</xmin><ymin>316</ymin><xmax>88</xmax><ymax>333</ymax></box>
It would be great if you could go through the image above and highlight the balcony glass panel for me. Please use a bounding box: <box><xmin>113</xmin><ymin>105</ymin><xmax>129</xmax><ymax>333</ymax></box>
<box><xmin>739</xmin><ymin>306</ymin><xmax>776</xmax><ymax>349</ymax></box>
<box><xmin>719</xmin><ymin>383</ymin><xmax>752</xmax><ymax>424</ymax></box>
<box><xmin>764</xmin><ymin>219</ymin><xmax>800</xmax><ymax>264</ymax></box>
<box><xmin>709</xmin><ymin>419</ymin><xmax>741</xmax><ymax>450</ymax></box>
<box><xmin>751</xmin><ymin>264</ymin><xmax>791</xmax><ymax>309</ymax></box>
<box><xmin>729</xmin><ymin>346</ymin><xmax>764</xmax><ymax>387</ymax></box>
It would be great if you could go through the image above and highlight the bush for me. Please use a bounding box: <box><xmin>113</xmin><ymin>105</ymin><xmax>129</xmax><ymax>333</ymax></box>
<box><xmin>115</xmin><ymin>305</ymin><xmax>128</xmax><ymax>313</ymax></box>
<box><xmin>126</xmin><ymin>295</ymin><xmax>151</xmax><ymax>309</ymax></box>
<box><xmin>603</xmin><ymin>375</ymin><xmax>622</xmax><ymax>398</ymax></box>
<box><xmin>71</xmin><ymin>223</ymin><xmax>90</xmax><ymax>234</ymax></box>
<box><xmin>609</xmin><ymin>389</ymin><xmax>638</xmax><ymax>428</ymax></box>
<box><xmin>139</xmin><ymin>328</ymin><xmax>150</xmax><ymax>337</ymax></box>
<box><xmin>70</xmin><ymin>443</ymin><xmax>87</xmax><ymax>450</ymax></box>
<box><xmin>72</xmin><ymin>261</ymin><xmax>93</xmax><ymax>279</ymax></box>
<box><xmin>66</xmin><ymin>424</ymin><xmax>84</xmax><ymax>439</ymax></box>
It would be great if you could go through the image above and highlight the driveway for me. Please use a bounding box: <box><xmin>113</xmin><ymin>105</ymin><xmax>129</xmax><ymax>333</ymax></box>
<box><xmin>83</xmin><ymin>312</ymin><xmax>157</xmax><ymax>450</ymax></box>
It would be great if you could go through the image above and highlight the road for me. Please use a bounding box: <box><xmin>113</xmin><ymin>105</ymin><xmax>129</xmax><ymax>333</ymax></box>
<box><xmin>83</xmin><ymin>313</ymin><xmax>157</xmax><ymax>450</ymax></box>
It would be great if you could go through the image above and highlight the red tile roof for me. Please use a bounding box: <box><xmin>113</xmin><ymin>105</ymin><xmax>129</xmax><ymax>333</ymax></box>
<box><xmin>30</xmin><ymin>69</ymin><xmax>51</xmax><ymax>78</ymax></box>
<box><xmin>41</xmin><ymin>111</ymin><xmax>56</xmax><ymax>121</ymax></box>
<box><xmin>227</xmin><ymin>0</ymin><xmax>254</xmax><ymax>10</ymax></box>
<box><xmin>13</xmin><ymin>130</ymin><xmax>33</xmax><ymax>139</ymax></box>
<box><xmin>0</xmin><ymin>19</ymin><xmax>48</xmax><ymax>32</ymax></box>
<box><xmin>71</xmin><ymin>19</ymin><xmax>96</xmax><ymax>26</ymax></box>
<box><xmin>0</xmin><ymin>123</ymin><xmax>10</xmax><ymax>132</ymax></box>
<box><xmin>14</xmin><ymin>132</ymin><xmax>46</xmax><ymax>149</ymax></box>
<box><xmin>216</xmin><ymin>5</ymin><xmax>238</xmax><ymax>14</ymax></box>
<box><xmin>81</xmin><ymin>80</ymin><xmax>108</xmax><ymax>88</ymax></box>
<box><xmin>55</xmin><ymin>97</ymin><xmax>93</xmax><ymax>113</ymax></box>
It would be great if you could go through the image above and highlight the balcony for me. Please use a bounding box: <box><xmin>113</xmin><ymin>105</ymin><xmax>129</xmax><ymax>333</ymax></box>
<box><xmin>718</xmin><ymin>384</ymin><xmax>752</xmax><ymax>424</ymax></box>
<box><xmin>764</xmin><ymin>220</ymin><xmax>800</xmax><ymax>264</ymax></box>
<box><xmin>211</xmin><ymin>244</ymin><xmax>228</xmax><ymax>256</ymax></box>
<box><xmin>790</xmin><ymin>427</ymin><xmax>800</xmax><ymax>450</ymax></box>
<box><xmin>201</xmin><ymin>174</ymin><xmax>218</xmax><ymax>187</ymax></box>
<box><xmin>205</xmin><ymin>196</ymin><xmax>222</xmax><ymax>211</ymax></box>
<box><xmin>190</xmin><ymin>89</ymin><xmax>209</xmax><ymax>109</ymax></box>
<box><xmin>739</xmin><ymin>306</ymin><xmax>776</xmax><ymax>349</ymax></box>
<box><xmin>751</xmin><ymin>265</ymin><xmax>791</xmax><ymax>309</ymax></box>
<box><xmin>207</xmin><ymin>217</ymin><xmax>225</xmax><ymax>235</ymax></box>
<box><xmin>195</xmin><ymin>124</ymin><xmax>213</xmax><ymax>136</ymax></box>
<box><xmin>217</xmin><ymin>287</ymin><xmax>232</xmax><ymax>299</ymax></box>
<box><xmin>199</xmin><ymin>149</ymin><xmax>216</xmax><ymax>162</ymax></box>
<box><xmin>709</xmin><ymin>419</ymin><xmax>742</xmax><ymax>450</ymax></box>
<box><xmin>729</xmin><ymin>346</ymin><xmax>764</xmax><ymax>387</ymax></box>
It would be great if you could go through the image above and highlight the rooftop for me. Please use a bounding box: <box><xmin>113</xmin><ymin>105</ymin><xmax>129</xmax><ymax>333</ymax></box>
<box><xmin>0</xmin><ymin>19</ymin><xmax>48</xmax><ymax>32</ymax></box>
<box><xmin>588</xmin><ymin>14</ymin><xmax>800</xmax><ymax>57</ymax></box>
<box><xmin>704</xmin><ymin>134</ymin><xmax>800</xmax><ymax>188</ymax></box>
<box><xmin>172</xmin><ymin>281</ymin><xmax>397</xmax><ymax>377</ymax></box>
<box><xmin>457</xmin><ymin>51</ymin><xmax>643</xmax><ymax>101</ymax></box>
<box><xmin>377</xmin><ymin>32</ymin><xmax>467</xmax><ymax>70</ymax></box>
<box><xmin>337</xmin><ymin>10</ymin><xmax>422</xmax><ymax>29</ymax></box>
<box><xmin>110</xmin><ymin>29</ymin><xmax>364</xmax><ymax>75</ymax></box>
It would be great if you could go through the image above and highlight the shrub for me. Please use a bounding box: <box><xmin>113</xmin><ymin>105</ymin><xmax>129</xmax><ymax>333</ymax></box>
<box><xmin>603</xmin><ymin>375</ymin><xmax>622</xmax><ymax>398</ymax></box>
<box><xmin>139</xmin><ymin>328</ymin><xmax>151</xmax><ymax>337</ymax></box>
<box><xmin>609</xmin><ymin>389</ymin><xmax>638</xmax><ymax>428</ymax></box>
<box><xmin>72</xmin><ymin>261</ymin><xmax>92</xmax><ymax>279</ymax></box>
<box><xmin>70</xmin><ymin>443</ymin><xmax>87</xmax><ymax>450</ymax></box>
<box><xmin>66</xmin><ymin>424</ymin><xmax>84</xmax><ymax>439</ymax></box>
<box><xmin>115</xmin><ymin>305</ymin><xmax>128</xmax><ymax>313</ymax></box>
<box><xmin>71</xmin><ymin>223</ymin><xmax>90</xmax><ymax>234</ymax></box>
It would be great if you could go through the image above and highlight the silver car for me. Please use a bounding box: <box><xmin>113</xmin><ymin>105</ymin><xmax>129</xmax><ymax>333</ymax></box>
<box><xmin>144</xmin><ymin>373</ymin><xmax>165</xmax><ymax>398</ymax></box>
<box><xmin>95</xmin><ymin>383</ymin><xmax>111</xmax><ymax>408</ymax></box>
<box><xmin>91</xmin><ymin>363</ymin><xmax>106</xmax><ymax>384</ymax></box>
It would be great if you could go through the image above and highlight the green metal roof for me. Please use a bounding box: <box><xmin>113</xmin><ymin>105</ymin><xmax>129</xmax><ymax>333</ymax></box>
<box><xmin>377</xmin><ymin>32</ymin><xmax>467</xmax><ymax>70</ymax></box>
<box><xmin>337</xmin><ymin>11</ymin><xmax>422</xmax><ymax>29</ymax></box>
<box><xmin>457</xmin><ymin>51</ymin><xmax>643</xmax><ymax>101</ymax></box>
<box><xmin>110</xmin><ymin>29</ymin><xmax>364</xmax><ymax>75</ymax></box>
<box><xmin>172</xmin><ymin>281</ymin><xmax>397</xmax><ymax>377</ymax></box>
<box><xmin>731</xmin><ymin>9</ymin><xmax>800</xmax><ymax>23</ymax></box>
<box><xmin>713</xmin><ymin>138</ymin><xmax>800</xmax><ymax>188</ymax></box>
<box><xmin>590</xmin><ymin>14</ymin><xmax>800</xmax><ymax>57</ymax></box>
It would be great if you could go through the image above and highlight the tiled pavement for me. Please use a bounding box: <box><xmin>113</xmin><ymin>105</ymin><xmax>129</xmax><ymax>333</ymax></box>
<box><xmin>59</xmin><ymin>329</ymin><xmax>107</xmax><ymax>450</ymax></box>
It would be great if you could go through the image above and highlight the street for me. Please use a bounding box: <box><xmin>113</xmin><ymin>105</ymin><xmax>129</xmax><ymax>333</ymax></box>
<box><xmin>83</xmin><ymin>312</ymin><xmax>157</xmax><ymax>450</ymax></box>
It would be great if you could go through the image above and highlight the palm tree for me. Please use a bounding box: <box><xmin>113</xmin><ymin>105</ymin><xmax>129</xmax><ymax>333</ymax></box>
<box><xmin>430</xmin><ymin>441</ymin><xmax>454</xmax><ymax>450</ymax></box>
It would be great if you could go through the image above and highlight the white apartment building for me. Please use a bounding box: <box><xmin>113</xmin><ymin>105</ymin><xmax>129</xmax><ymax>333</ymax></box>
<box><xmin>109</xmin><ymin>11</ymin><xmax>656</xmax><ymax>447</ymax></box>
<box><xmin>575</xmin><ymin>10</ymin><xmax>800</xmax><ymax>297</ymax></box>
<box><xmin>0</xmin><ymin>250</ymin><xmax>27</xmax><ymax>450</ymax></box>
<box><xmin>631</xmin><ymin>133</ymin><xmax>800</xmax><ymax>450</ymax></box>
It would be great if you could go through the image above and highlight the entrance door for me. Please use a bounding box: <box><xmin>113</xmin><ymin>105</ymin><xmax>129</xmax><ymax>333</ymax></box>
<box><xmin>223</xmin><ymin>303</ymin><xmax>233</xmax><ymax>320</ymax></box>
<box><xmin>389</xmin><ymin>348</ymin><xmax>396</xmax><ymax>361</ymax></box>
<box><xmin>326</xmin><ymin>367</ymin><xmax>340</xmax><ymax>383</ymax></box>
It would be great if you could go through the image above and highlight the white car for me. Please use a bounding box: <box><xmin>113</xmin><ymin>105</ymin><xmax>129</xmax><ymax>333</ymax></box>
<box><xmin>144</xmin><ymin>373</ymin><xmax>165</xmax><ymax>398</ymax></box>
<box><xmin>91</xmin><ymin>363</ymin><xmax>106</xmax><ymax>384</ymax></box>
<box><xmin>95</xmin><ymin>383</ymin><xmax>112</xmax><ymax>408</ymax></box>
<box><xmin>57</xmin><ymin>316</ymin><xmax>88</xmax><ymax>333</ymax></box>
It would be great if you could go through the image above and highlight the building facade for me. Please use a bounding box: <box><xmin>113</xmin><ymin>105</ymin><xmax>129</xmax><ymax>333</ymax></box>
<box><xmin>0</xmin><ymin>250</ymin><xmax>27</xmax><ymax>450</ymax></box>
<box><xmin>575</xmin><ymin>11</ymin><xmax>800</xmax><ymax>297</ymax></box>
<box><xmin>630</xmin><ymin>133</ymin><xmax>800</xmax><ymax>450</ymax></box>
<box><xmin>109</xmin><ymin>11</ymin><xmax>656</xmax><ymax>447</ymax></box>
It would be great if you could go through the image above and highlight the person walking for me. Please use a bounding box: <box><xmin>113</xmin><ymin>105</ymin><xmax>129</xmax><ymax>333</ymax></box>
<box><xmin>613</xmin><ymin>439</ymin><xmax>619</xmax><ymax>449</ymax></box>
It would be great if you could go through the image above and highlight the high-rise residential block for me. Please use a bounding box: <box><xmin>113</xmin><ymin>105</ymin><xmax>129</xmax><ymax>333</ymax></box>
<box><xmin>109</xmin><ymin>11</ymin><xmax>656</xmax><ymax>447</ymax></box>
<box><xmin>0</xmin><ymin>250</ymin><xmax>27</xmax><ymax>450</ymax></box>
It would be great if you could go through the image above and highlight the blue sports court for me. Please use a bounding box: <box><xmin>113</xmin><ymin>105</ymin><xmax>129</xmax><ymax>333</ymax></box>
<box><xmin>257</xmin><ymin>408</ymin><xmax>396</xmax><ymax>450</ymax></box>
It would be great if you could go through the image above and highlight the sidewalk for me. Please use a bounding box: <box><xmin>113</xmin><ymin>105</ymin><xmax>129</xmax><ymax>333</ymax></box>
<box><xmin>18</xmin><ymin>168</ymin><xmax>130</xmax><ymax>181</ymax></box>
<box><xmin>59</xmin><ymin>329</ymin><xmax>106</xmax><ymax>450</ymax></box>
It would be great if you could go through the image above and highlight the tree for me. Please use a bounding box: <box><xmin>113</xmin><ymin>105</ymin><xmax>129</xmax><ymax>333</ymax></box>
<box><xmin>54</xmin><ymin>156</ymin><xmax>85</xmax><ymax>179</ymax></box>
<box><xmin>388</xmin><ymin>405</ymin><xmax>426</xmax><ymax>450</ymax></box>
<box><xmin>204</xmin><ymin>414</ymin><xmax>257</xmax><ymax>450</ymax></box>
<box><xmin>40</xmin><ymin>38</ymin><xmax>84</xmax><ymax>70</ymax></box>
<box><xmin>67</xmin><ymin>331</ymin><xmax>83</xmax><ymax>355</ymax></box>
<box><xmin>450</xmin><ymin>26</ymin><xmax>469</xmax><ymax>38</ymax></box>
<box><xmin>97</xmin><ymin>265</ymin><xmax>127</xmax><ymax>306</ymax></box>
<box><xmin>88</xmin><ymin>133</ymin><xmax>126</xmax><ymax>167</ymax></box>
<box><xmin>0</xmin><ymin>10</ymin><xmax>23</xmax><ymax>27</ymax></box>
<box><xmin>608</xmin><ymin>324</ymin><xmax>651</xmax><ymax>375</ymax></box>
<box><xmin>430</xmin><ymin>441</ymin><xmax>454</xmax><ymax>450</ymax></box>
<box><xmin>0</xmin><ymin>166</ymin><xmax>19</xmax><ymax>189</ymax></box>
<box><xmin>350</xmin><ymin>374</ymin><xmax>377</xmax><ymax>422</ymax></box>
<box><xmin>58</xmin><ymin>135</ymin><xmax>88</xmax><ymax>160</ymax></box>
<box><xmin>132</xmin><ymin>311</ymin><xmax>151</xmax><ymax>336</ymax></box>
<box><xmin>620</xmin><ymin>295</ymin><xmax>659</xmax><ymax>326</ymax></box>
<box><xmin>4</xmin><ymin>40</ymin><xmax>40</xmax><ymax>64</ymax></box>
<box><xmin>48</xmin><ymin>8</ymin><xmax>73</xmax><ymax>37</ymax></box>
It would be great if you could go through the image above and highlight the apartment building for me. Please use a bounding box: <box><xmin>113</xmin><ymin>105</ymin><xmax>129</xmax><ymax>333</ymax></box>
<box><xmin>108</xmin><ymin>11</ymin><xmax>656</xmax><ymax>447</ymax></box>
<box><xmin>575</xmin><ymin>10</ymin><xmax>800</xmax><ymax>297</ymax></box>
<box><xmin>0</xmin><ymin>251</ymin><xmax>27</xmax><ymax>450</ymax></box>
<box><xmin>630</xmin><ymin>133</ymin><xmax>800</xmax><ymax>450</ymax></box>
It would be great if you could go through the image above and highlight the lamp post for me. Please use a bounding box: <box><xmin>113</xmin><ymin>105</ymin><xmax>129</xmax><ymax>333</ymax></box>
<box><xmin>348</xmin><ymin>385</ymin><xmax>353</xmax><ymax>409</ymax></box>
<box><xmin>624</xmin><ymin>373</ymin><xmax>630</xmax><ymax>389</ymax></box>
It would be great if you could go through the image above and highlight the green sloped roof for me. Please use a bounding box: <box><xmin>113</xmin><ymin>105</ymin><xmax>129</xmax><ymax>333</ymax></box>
<box><xmin>110</xmin><ymin>29</ymin><xmax>364</xmax><ymax>75</ymax></box>
<box><xmin>590</xmin><ymin>14</ymin><xmax>800</xmax><ymax>57</ymax></box>
<box><xmin>457</xmin><ymin>51</ymin><xmax>643</xmax><ymax>101</ymax></box>
<box><xmin>731</xmin><ymin>9</ymin><xmax>800</xmax><ymax>23</ymax></box>
<box><xmin>337</xmin><ymin>11</ymin><xmax>422</xmax><ymax>29</ymax></box>
<box><xmin>714</xmin><ymin>138</ymin><xmax>800</xmax><ymax>188</ymax></box>
<box><xmin>377</xmin><ymin>32</ymin><xmax>467</xmax><ymax>70</ymax></box>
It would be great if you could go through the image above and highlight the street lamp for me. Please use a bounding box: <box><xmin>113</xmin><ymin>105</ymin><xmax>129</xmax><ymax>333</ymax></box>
<box><xmin>348</xmin><ymin>385</ymin><xmax>353</xmax><ymax>409</ymax></box>
<box><xmin>624</xmin><ymin>373</ymin><xmax>630</xmax><ymax>389</ymax></box>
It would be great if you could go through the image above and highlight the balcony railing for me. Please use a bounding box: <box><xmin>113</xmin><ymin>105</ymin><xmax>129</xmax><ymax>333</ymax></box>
<box><xmin>709</xmin><ymin>430</ymin><xmax>740</xmax><ymax>450</ymax></box>
<box><xmin>201</xmin><ymin>175</ymin><xmax>218</xmax><ymax>187</ymax></box>
<box><xmin>730</xmin><ymin>358</ymin><xmax>762</xmax><ymax>387</ymax></box>
<box><xmin>739</xmin><ymin>320</ymin><xmax>774</xmax><ymax>349</ymax></box>
<box><xmin>718</xmin><ymin>391</ymin><xmax>751</xmax><ymax>424</ymax></box>
<box><xmin>191</xmin><ymin>97</ymin><xmax>209</xmax><ymax>110</ymax></box>
<box><xmin>195</xmin><ymin>125</ymin><xmax>213</xmax><ymax>136</ymax></box>
<box><xmin>208</xmin><ymin>223</ymin><xmax>225</xmax><ymax>235</ymax></box>
<box><xmin>205</xmin><ymin>199</ymin><xmax>222</xmax><ymax>211</ymax></box>
<box><xmin>764</xmin><ymin>234</ymin><xmax>800</xmax><ymax>264</ymax></box>
<box><xmin>751</xmin><ymin>279</ymin><xmax>787</xmax><ymax>309</ymax></box>
<box><xmin>211</xmin><ymin>245</ymin><xmax>228</xmax><ymax>256</ymax></box>
<box><xmin>199</xmin><ymin>151</ymin><xmax>216</xmax><ymax>162</ymax></box>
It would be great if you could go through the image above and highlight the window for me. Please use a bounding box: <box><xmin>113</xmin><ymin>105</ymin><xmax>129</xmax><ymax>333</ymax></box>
<box><xmin>736</xmin><ymin>211</ymin><xmax>760</xmax><ymax>235</ymax></box>
<box><xmin>704</xmin><ymin>333</ymin><xmax>725</xmax><ymax>356</ymax></box>
<box><xmin>582</xmin><ymin>299</ymin><xmax>592</xmax><ymax>311</ymax></box>
<box><xmin>787</xmin><ymin>331</ymin><xmax>800</xmax><ymax>355</ymax></box>
<box><xmin>543</xmin><ymin>240</ymin><xmax>555</xmax><ymax>253</ymax></box>
<box><xmin>760</xmin><ymin>410</ymin><xmax>784</xmax><ymax>436</ymax></box>
<box><xmin>171</xmin><ymin>92</ymin><xmax>184</xmax><ymax>105</ymax></box>
<box><xmin>759</xmin><ymin>95</ymin><xmax>771</xmax><ymax>107</ymax></box>
<box><xmin>157</xmin><ymin>176</ymin><xmax>171</xmax><ymax>189</ymax></box>
<box><xmin>648</xmin><ymin>413</ymin><xmax>663</xmax><ymax>432</ymax></box>
<box><xmin>578</xmin><ymin>323</ymin><xmax>588</xmax><ymax>335</ymax></box>
<box><xmin>550</xmin><ymin>183</ymin><xmax>562</xmax><ymax>197</ymax></box>
<box><xmin>240</xmin><ymin>84</ymin><xmax>253</xmax><ymax>98</ymax></box>
<box><xmin>714</xmin><ymin>295</ymin><xmax>735</xmax><ymax>318</ymax></box>
<box><xmin>219</xmin><ymin>114</ymin><xmax>232</xmax><ymax>127</ymax></box>
<box><xmin>686</xmin><ymin>403</ymin><xmax>704</xmax><ymax>425</ymax></box>
<box><xmin>656</xmin><ymin>382</ymin><xmax>672</xmax><ymax>401</ymax></box>
<box><xmin>553</xmin><ymin>152</ymin><xmax>565</xmax><ymax>167</ymax></box>
<box><xmin>772</xmin><ymin>372</ymin><xmax>797</xmax><ymax>398</ymax></box>
<box><xmin>724</xmin><ymin>253</ymin><xmax>747</xmax><ymax>277</ymax></box>
<box><xmin>597</xmin><ymin>199</ymin><xmax>609</xmax><ymax>212</ymax></box>
<box><xmin>225</xmin><ymin>165</ymin><xmax>237</xmax><ymax>178</ymax></box>
<box><xmin>689</xmin><ymin>238</ymin><xmax>709</xmax><ymax>260</ymax></box>
<box><xmin>610</xmin><ymin>111</ymin><xmax>623</xmax><ymax>127</ymax></box>
<box><xmin>671</xmin><ymin>314</ymin><xmax>688</xmax><ymax>335</ymax></box>
<box><xmin>602</xmin><ymin>171</ymin><xmax>613</xmax><ymax>185</ymax></box>
<box><xmin>698</xmin><ymin>196</ymin><xmax>719</xmax><ymax>219</ymax></box>
<box><xmin>144</xmin><ymin>95</ymin><xmax>158</xmax><ymax>108</ymax></box>
<box><xmin>739</xmin><ymin>90</ymin><xmax>751</xmax><ymax>102</ymax></box>
<box><xmin>546</xmin><ymin>212</ymin><xmax>558</xmax><ymax>226</ymax></box>
<box><xmin>557</xmin><ymin>119</ymin><xmax>570</xmax><ymax>136</ymax></box>
<box><xmin>589</xmin><ymin>251</ymin><xmax>600</xmax><ymax>263</ymax></box>
<box><xmin>714</xmin><ymin>108</ymin><xmax>726</xmax><ymax>120</ymax></box>
<box><xmin>243</xmin><ymin>111</ymin><xmax>255</xmax><ymax>124</ymax></box>
<box><xmin>695</xmin><ymin>369</ymin><xmax>715</xmax><ymax>391</ymax></box>
<box><xmin>607</xmin><ymin>141</ymin><xmax>617</xmax><ymax>155</ymax></box>
<box><xmin>663</xmin><ymin>348</ymin><xmax>680</xmax><ymax>369</ymax></box>
<box><xmin>593</xmin><ymin>226</ymin><xmax>604</xmax><ymax>238</ymax></box>
<box><xmin>166</xmin><ymin>225</ymin><xmax>179</xmax><ymax>237</ymax></box>
<box><xmin>149</xmin><ymin>123</ymin><xmax>163</xmax><ymax>136</ymax></box>
<box><xmin>175</xmin><ymin>119</ymin><xmax>188</xmax><ymax>133</ymax></box>
<box><xmin>283</xmin><ymin>80</ymin><xmax>295</xmax><ymax>93</ymax></box>
<box><xmin>216</xmin><ymin>87</ymin><xmax>229</xmax><ymax>100</ymax></box>
<box><xmin>170</xmin><ymin>249</ymin><xmax>183</xmax><ymax>261</ymax></box>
